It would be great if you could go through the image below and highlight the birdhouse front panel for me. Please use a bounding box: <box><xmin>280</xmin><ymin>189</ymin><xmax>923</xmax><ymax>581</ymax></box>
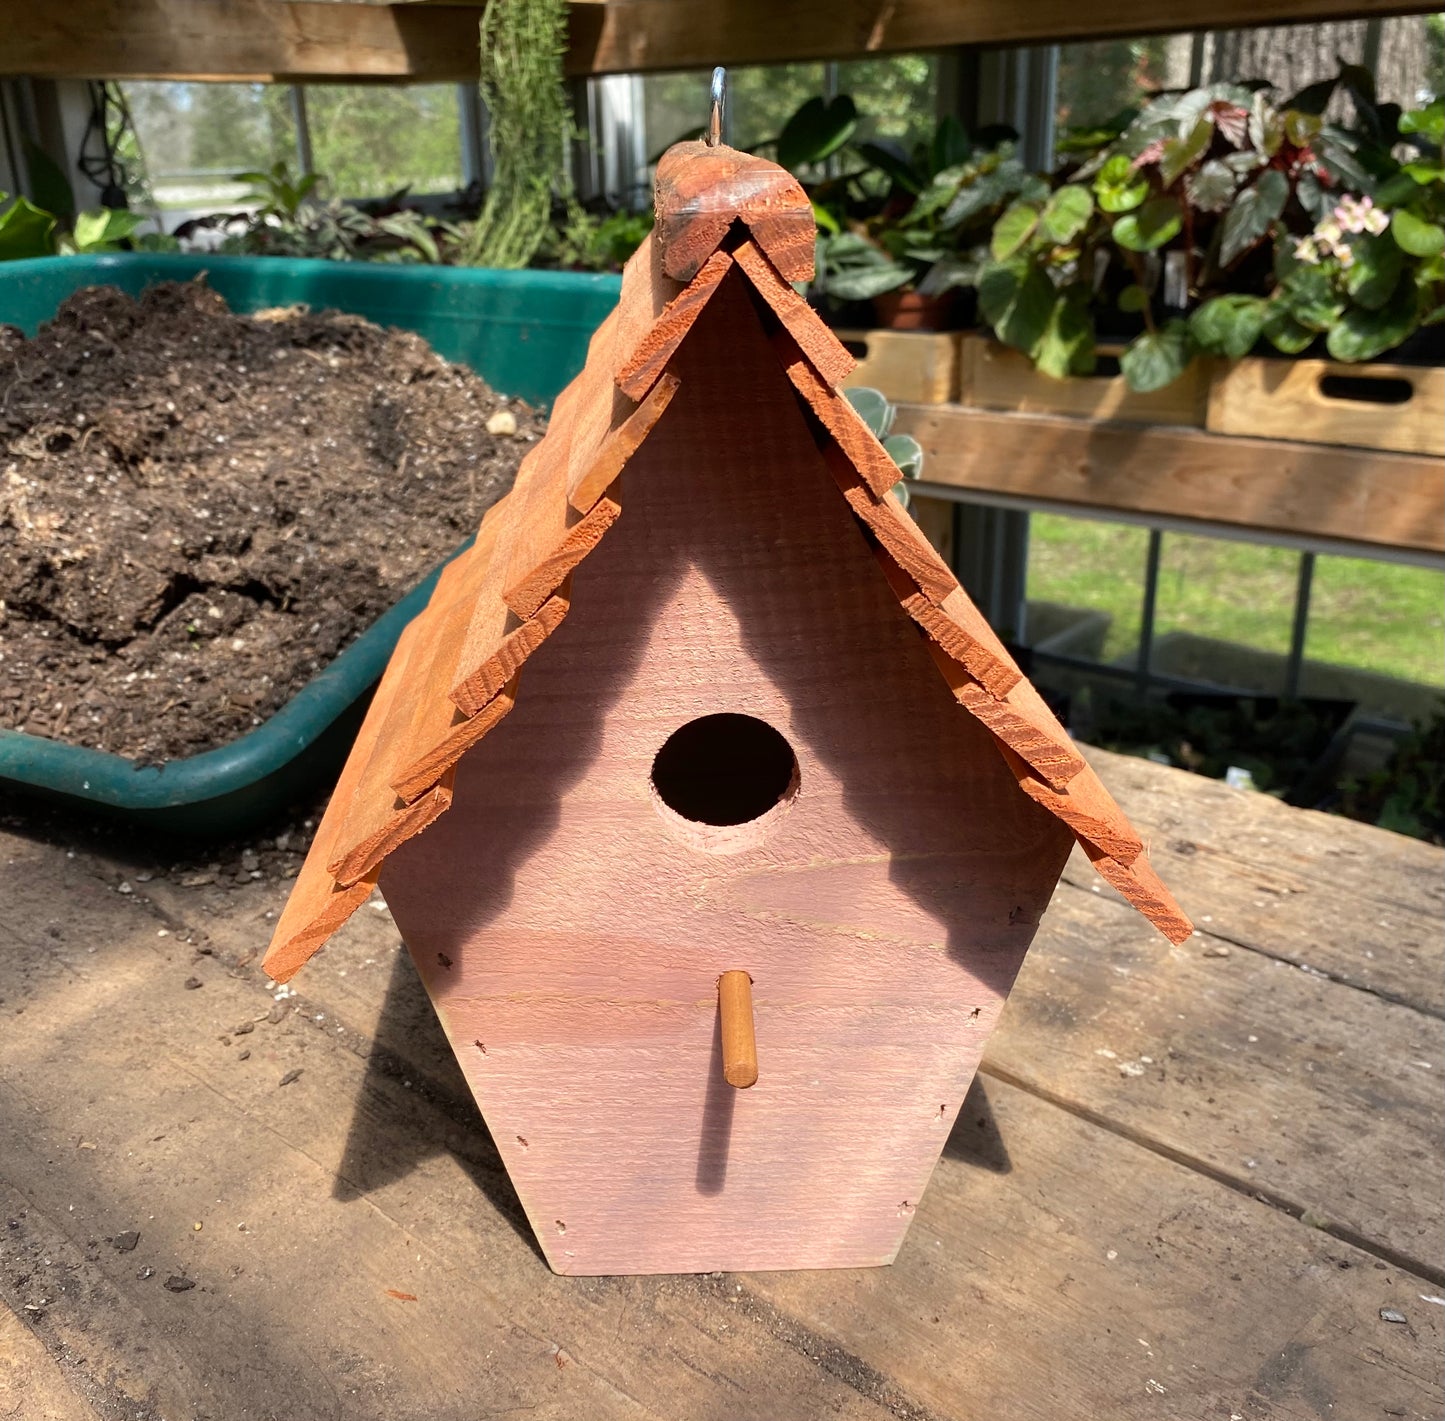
<box><xmin>380</xmin><ymin>271</ymin><xmax>1076</xmax><ymax>1274</ymax></box>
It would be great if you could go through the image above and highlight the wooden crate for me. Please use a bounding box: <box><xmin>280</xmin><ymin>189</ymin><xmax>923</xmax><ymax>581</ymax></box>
<box><xmin>1207</xmin><ymin>356</ymin><xmax>1445</xmax><ymax>457</ymax></box>
<box><xmin>893</xmin><ymin>403</ymin><xmax>1445</xmax><ymax>558</ymax></box>
<box><xmin>835</xmin><ymin>328</ymin><xmax>961</xmax><ymax>404</ymax></box>
<box><xmin>958</xmin><ymin>333</ymin><xmax>1210</xmax><ymax>428</ymax></box>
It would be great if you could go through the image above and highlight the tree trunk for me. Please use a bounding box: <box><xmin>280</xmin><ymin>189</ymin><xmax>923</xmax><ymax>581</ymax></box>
<box><xmin>1206</xmin><ymin>17</ymin><xmax>1427</xmax><ymax>110</ymax></box>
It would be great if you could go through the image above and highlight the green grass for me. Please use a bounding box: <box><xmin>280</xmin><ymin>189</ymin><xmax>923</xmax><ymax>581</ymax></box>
<box><xmin>1027</xmin><ymin>514</ymin><xmax>1445</xmax><ymax>688</ymax></box>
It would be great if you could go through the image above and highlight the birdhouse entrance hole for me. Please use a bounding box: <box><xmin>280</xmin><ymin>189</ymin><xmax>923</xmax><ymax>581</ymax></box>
<box><xmin>650</xmin><ymin>714</ymin><xmax>798</xmax><ymax>850</ymax></box>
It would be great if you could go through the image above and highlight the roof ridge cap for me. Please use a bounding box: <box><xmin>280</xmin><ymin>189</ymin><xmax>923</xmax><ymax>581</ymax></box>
<box><xmin>653</xmin><ymin>140</ymin><xmax>814</xmax><ymax>286</ymax></box>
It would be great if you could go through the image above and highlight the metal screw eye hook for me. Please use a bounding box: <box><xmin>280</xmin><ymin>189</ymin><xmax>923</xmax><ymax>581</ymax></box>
<box><xmin>707</xmin><ymin>66</ymin><xmax>726</xmax><ymax>147</ymax></box>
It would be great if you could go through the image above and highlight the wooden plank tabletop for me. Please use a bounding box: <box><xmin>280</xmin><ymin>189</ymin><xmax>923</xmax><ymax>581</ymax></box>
<box><xmin>1</xmin><ymin>747</ymin><xmax>1441</xmax><ymax>1421</ymax></box>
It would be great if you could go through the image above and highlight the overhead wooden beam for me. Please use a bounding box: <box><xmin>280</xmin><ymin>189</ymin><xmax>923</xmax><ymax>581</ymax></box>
<box><xmin>1</xmin><ymin>0</ymin><xmax>1439</xmax><ymax>82</ymax></box>
<box><xmin>567</xmin><ymin>0</ymin><xmax>1439</xmax><ymax>72</ymax></box>
<box><xmin>0</xmin><ymin>0</ymin><xmax>484</xmax><ymax>83</ymax></box>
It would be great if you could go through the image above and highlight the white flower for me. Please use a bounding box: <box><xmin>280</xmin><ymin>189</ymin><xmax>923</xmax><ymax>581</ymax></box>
<box><xmin>1293</xmin><ymin>235</ymin><xmax>1321</xmax><ymax>264</ymax></box>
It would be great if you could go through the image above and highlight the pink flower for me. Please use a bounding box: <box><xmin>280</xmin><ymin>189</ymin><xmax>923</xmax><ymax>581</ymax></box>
<box><xmin>1333</xmin><ymin>194</ymin><xmax>1389</xmax><ymax>237</ymax></box>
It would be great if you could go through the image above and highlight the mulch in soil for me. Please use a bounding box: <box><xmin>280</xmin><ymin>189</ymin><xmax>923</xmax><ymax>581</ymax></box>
<box><xmin>0</xmin><ymin>279</ymin><xmax>544</xmax><ymax>763</ymax></box>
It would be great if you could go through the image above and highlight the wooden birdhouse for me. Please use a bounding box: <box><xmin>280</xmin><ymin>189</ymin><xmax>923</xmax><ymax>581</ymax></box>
<box><xmin>264</xmin><ymin>139</ymin><xmax>1192</xmax><ymax>1277</ymax></box>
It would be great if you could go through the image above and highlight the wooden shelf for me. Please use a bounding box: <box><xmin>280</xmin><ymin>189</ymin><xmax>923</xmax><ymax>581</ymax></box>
<box><xmin>893</xmin><ymin>402</ymin><xmax>1445</xmax><ymax>560</ymax></box>
<box><xmin>2</xmin><ymin>0</ymin><xmax>1439</xmax><ymax>82</ymax></box>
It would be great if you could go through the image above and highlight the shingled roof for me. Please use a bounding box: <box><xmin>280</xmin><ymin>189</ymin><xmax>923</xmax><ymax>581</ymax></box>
<box><xmin>263</xmin><ymin>142</ymin><xmax>1191</xmax><ymax>984</ymax></box>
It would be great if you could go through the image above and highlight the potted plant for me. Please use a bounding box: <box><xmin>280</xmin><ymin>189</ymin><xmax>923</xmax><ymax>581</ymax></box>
<box><xmin>974</xmin><ymin>67</ymin><xmax>1444</xmax><ymax>390</ymax></box>
<box><xmin>763</xmin><ymin>95</ymin><xmax>1023</xmax><ymax>331</ymax></box>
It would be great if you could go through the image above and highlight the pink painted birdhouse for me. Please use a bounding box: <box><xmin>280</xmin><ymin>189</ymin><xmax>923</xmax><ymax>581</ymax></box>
<box><xmin>266</xmin><ymin>141</ymin><xmax>1191</xmax><ymax>1276</ymax></box>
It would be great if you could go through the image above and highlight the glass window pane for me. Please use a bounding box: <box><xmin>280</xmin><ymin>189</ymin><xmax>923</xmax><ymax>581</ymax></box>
<box><xmin>642</xmin><ymin>71</ymin><xmax>709</xmax><ymax>156</ymax></box>
<box><xmin>305</xmin><ymin>84</ymin><xmax>463</xmax><ymax>198</ymax></box>
<box><xmin>641</xmin><ymin>64</ymin><xmax>824</xmax><ymax>160</ymax></box>
<box><xmin>641</xmin><ymin>57</ymin><xmax>936</xmax><ymax>172</ymax></box>
<box><xmin>1147</xmin><ymin>533</ymin><xmax>1296</xmax><ymax>687</ymax></box>
<box><xmin>837</xmin><ymin>54</ymin><xmax>939</xmax><ymax>149</ymax></box>
<box><xmin>1307</xmin><ymin>556</ymin><xmax>1445</xmax><ymax>688</ymax></box>
<box><xmin>1026</xmin><ymin>513</ymin><xmax>1149</xmax><ymax>663</ymax></box>
<box><xmin>1055</xmin><ymin>36</ymin><xmax>1192</xmax><ymax>130</ymax></box>
<box><xmin>121</xmin><ymin>81</ymin><xmax>296</xmax><ymax>212</ymax></box>
<box><xmin>726</xmin><ymin>63</ymin><xmax>826</xmax><ymax>153</ymax></box>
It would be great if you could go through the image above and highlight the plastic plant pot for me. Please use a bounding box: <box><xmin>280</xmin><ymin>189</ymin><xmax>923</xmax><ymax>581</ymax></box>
<box><xmin>0</xmin><ymin>254</ymin><xmax>620</xmax><ymax>835</ymax></box>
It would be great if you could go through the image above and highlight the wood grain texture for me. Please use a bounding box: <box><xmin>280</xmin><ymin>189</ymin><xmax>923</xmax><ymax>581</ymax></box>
<box><xmin>10</xmin><ymin>0</ymin><xmax>1439</xmax><ymax>81</ymax></box>
<box><xmin>565</xmin><ymin>0</ymin><xmax>1441</xmax><ymax>76</ymax></box>
<box><xmin>987</xmin><ymin>853</ymin><xmax>1445</xmax><ymax>1271</ymax></box>
<box><xmin>1206</xmin><ymin>353</ymin><xmax>1445</xmax><ymax>456</ymax></box>
<box><xmin>11</xmin><ymin>815</ymin><xmax>1439</xmax><ymax>1419</ymax></box>
<box><xmin>654</xmin><ymin>142</ymin><xmax>814</xmax><ymax>284</ymax></box>
<box><xmin>908</xmin><ymin>594</ymin><xmax>1021</xmax><ymax>699</ymax></box>
<box><xmin>828</xmin><ymin>451</ymin><xmax>960</xmax><ymax>604</ymax></box>
<box><xmin>1063</xmin><ymin>749</ymin><xmax>1445</xmax><ymax>1016</ymax></box>
<box><xmin>350</xmin><ymin>549</ymin><xmax>560</xmax><ymax>820</ymax></box>
<box><xmin>959</xmin><ymin>333</ymin><xmax>1210</xmax><ymax>427</ymax></box>
<box><xmin>262</xmin><ymin>607</ymin><xmax>429</xmax><ymax>982</ymax></box>
<box><xmin>391</xmin><ymin>677</ymin><xmax>518</xmax><ymax>804</ymax></box>
<box><xmin>0</xmin><ymin>0</ymin><xmax>484</xmax><ymax>81</ymax></box>
<box><xmin>837</xmin><ymin>329</ymin><xmax>960</xmax><ymax>405</ymax></box>
<box><xmin>500</xmin><ymin>484</ymin><xmax>621</xmax><ymax>620</ymax></box>
<box><xmin>448</xmin><ymin>593</ymin><xmax>569</xmax><ymax>718</ymax></box>
<box><xmin>998</xmin><ymin>743</ymin><xmax>1144</xmax><ymax>868</ymax></box>
<box><xmin>381</xmin><ymin>272</ymin><xmax>1078</xmax><ymax>1273</ymax></box>
<box><xmin>732</xmin><ymin>239</ymin><xmax>855</xmax><ymax>388</ymax></box>
<box><xmin>329</xmin><ymin>772</ymin><xmax>454</xmax><ymax>888</ymax></box>
<box><xmin>0</xmin><ymin>849</ymin><xmax>910</xmax><ymax>1421</ymax></box>
<box><xmin>922</xmin><ymin>641</ymin><xmax>1085</xmax><ymax>792</ymax></box>
<box><xmin>268</xmin><ymin>167</ymin><xmax>1193</xmax><ymax>986</ymax></box>
<box><xmin>875</xmin><ymin>552</ymin><xmax>1020</xmax><ymax>698</ymax></box>
<box><xmin>780</xmin><ymin>338</ymin><xmax>910</xmax><ymax>499</ymax></box>
<box><xmin>746</xmin><ymin>1075</ymin><xmax>1443</xmax><ymax>1421</ymax></box>
<box><xmin>568</xmin><ymin>370</ymin><xmax>680</xmax><ymax>513</ymax></box>
<box><xmin>375</xmin><ymin>528</ymin><xmax>555</xmax><ymax>801</ymax></box>
<box><xmin>895</xmin><ymin>403</ymin><xmax>1445</xmax><ymax>556</ymax></box>
<box><xmin>615</xmin><ymin>247</ymin><xmax>732</xmax><ymax>401</ymax></box>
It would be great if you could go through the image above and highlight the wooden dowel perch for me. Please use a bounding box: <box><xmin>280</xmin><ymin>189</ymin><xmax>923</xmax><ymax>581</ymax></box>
<box><xmin>718</xmin><ymin>971</ymin><xmax>758</xmax><ymax>1089</ymax></box>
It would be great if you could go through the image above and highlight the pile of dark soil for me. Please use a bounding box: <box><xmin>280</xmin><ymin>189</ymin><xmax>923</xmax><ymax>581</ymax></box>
<box><xmin>0</xmin><ymin>281</ymin><xmax>543</xmax><ymax>762</ymax></box>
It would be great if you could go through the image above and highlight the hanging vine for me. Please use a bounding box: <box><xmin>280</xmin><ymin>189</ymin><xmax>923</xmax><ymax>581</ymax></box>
<box><xmin>465</xmin><ymin>0</ymin><xmax>572</xmax><ymax>269</ymax></box>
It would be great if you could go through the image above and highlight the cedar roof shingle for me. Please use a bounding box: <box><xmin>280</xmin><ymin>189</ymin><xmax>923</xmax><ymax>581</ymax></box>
<box><xmin>263</xmin><ymin>144</ymin><xmax>1192</xmax><ymax>984</ymax></box>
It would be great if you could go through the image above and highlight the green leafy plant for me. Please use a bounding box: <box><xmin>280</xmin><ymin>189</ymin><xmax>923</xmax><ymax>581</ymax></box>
<box><xmin>1339</xmin><ymin>703</ymin><xmax>1445</xmax><ymax>844</ymax></box>
<box><xmin>844</xmin><ymin>386</ymin><xmax>924</xmax><ymax>505</ymax></box>
<box><xmin>795</xmin><ymin>108</ymin><xmax>1024</xmax><ymax>308</ymax></box>
<box><xmin>465</xmin><ymin>0</ymin><xmax>572</xmax><ymax>269</ymax></box>
<box><xmin>64</xmin><ymin>207</ymin><xmax>148</xmax><ymax>254</ymax></box>
<box><xmin>0</xmin><ymin>191</ymin><xmax>152</xmax><ymax>261</ymax></box>
<box><xmin>192</xmin><ymin>165</ymin><xmax>458</xmax><ymax>264</ymax></box>
<box><xmin>776</xmin><ymin>95</ymin><xmax>860</xmax><ymax>174</ymax></box>
<box><xmin>978</xmin><ymin>71</ymin><xmax>1445</xmax><ymax>390</ymax></box>
<box><xmin>0</xmin><ymin>193</ymin><xmax>57</xmax><ymax>260</ymax></box>
<box><xmin>235</xmin><ymin>161</ymin><xmax>321</xmax><ymax>222</ymax></box>
<box><xmin>215</xmin><ymin>196</ymin><xmax>456</xmax><ymax>264</ymax></box>
<box><xmin>540</xmin><ymin>206</ymin><xmax>653</xmax><ymax>272</ymax></box>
